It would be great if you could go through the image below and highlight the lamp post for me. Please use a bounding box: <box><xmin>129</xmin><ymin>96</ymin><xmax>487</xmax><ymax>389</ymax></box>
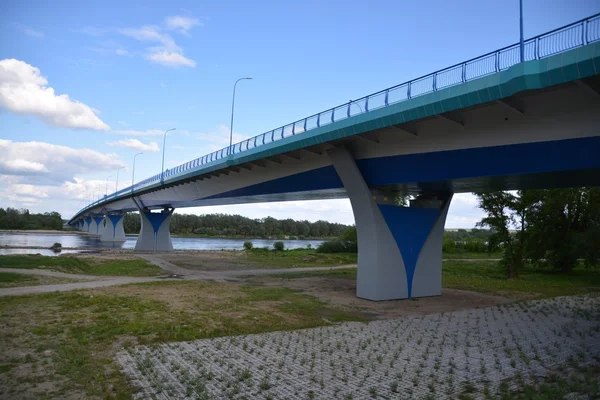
<box><xmin>519</xmin><ymin>0</ymin><xmax>524</xmax><ymax>63</ymax></box>
<box><xmin>105</xmin><ymin>175</ymin><xmax>113</xmax><ymax>197</ymax></box>
<box><xmin>349</xmin><ymin>99</ymin><xmax>363</xmax><ymax>113</ymax></box>
<box><xmin>132</xmin><ymin>152</ymin><xmax>143</xmax><ymax>193</ymax></box>
<box><xmin>115</xmin><ymin>166</ymin><xmax>125</xmax><ymax>195</ymax></box>
<box><xmin>229</xmin><ymin>77</ymin><xmax>252</xmax><ymax>155</ymax></box>
<box><xmin>161</xmin><ymin>128</ymin><xmax>176</xmax><ymax>184</ymax></box>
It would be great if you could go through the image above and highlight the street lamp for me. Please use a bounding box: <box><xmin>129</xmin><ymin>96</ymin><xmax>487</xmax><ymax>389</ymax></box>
<box><xmin>161</xmin><ymin>128</ymin><xmax>176</xmax><ymax>184</ymax></box>
<box><xmin>132</xmin><ymin>152</ymin><xmax>143</xmax><ymax>193</ymax></box>
<box><xmin>229</xmin><ymin>77</ymin><xmax>252</xmax><ymax>155</ymax></box>
<box><xmin>115</xmin><ymin>166</ymin><xmax>125</xmax><ymax>195</ymax></box>
<box><xmin>519</xmin><ymin>0</ymin><xmax>524</xmax><ymax>63</ymax></box>
<box><xmin>105</xmin><ymin>175</ymin><xmax>113</xmax><ymax>196</ymax></box>
<box><xmin>349</xmin><ymin>99</ymin><xmax>363</xmax><ymax>113</ymax></box>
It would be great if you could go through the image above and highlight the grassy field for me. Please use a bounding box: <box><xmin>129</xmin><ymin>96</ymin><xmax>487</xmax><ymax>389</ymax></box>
<box><xmin>271</xmin><ymin>260</ymin><xmax>600</xmax><ymax>300</ymax></box>
<box><xmin>0</xmin><ymin>272</ymin><xmax>37</xmax><ymax>288</ymax></box>
<box><xmin>442</xmin><ymin>252</ymin><xmax>502</xmax><ymax>259</ymax></box>
<box><xmin>0</xmin><ymin>281</ymin><xmax>364</xmax><ymax>399</ymax></box>
<box><xmin>0</xmin><ymin>272</ymin><xmax>75</xmax><ymax>288</ymax></box>
<box><xmin>0</xmin><ymin>255</ymin><xmax>161</xmax><ymax>277</ymax></box>
<box><xmin>242</xmin><ymin>249</ymin><xmax>500</xmax><ymax>269</ymax></box>
<box><xmin>245</xmin><ymin>248</ymin><xmax>357</xmax><ymax>268</ymax></box>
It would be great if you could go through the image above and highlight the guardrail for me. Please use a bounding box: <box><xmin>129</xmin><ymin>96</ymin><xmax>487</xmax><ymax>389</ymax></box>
<box><xmin>74</xmin><ymin>13</ymin><xmax>600</xmax><ymax>218</ymax></box>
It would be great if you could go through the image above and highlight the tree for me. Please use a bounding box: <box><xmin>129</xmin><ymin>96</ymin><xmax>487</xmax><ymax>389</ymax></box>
<box><xmin>526</xmin><ymin>188</ymin><xmax>600</xmax><ymax>272</ymax></box>
<box><xmin>475</xmin><ymin>191</ymin><xmax>534</xmax><ymax>278</ymax></box>
<box><xmin>0</xmin><ymin>208</ymin><xmax>64</xmax><ymax>230</ymax></box>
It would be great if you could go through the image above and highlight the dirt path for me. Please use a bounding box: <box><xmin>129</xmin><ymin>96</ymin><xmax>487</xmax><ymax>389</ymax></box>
<box><xmin>0</xmin><ymin>276</ymin><xmax>176</xmax><ymax>296</ymax></box>
<box><xmin>0</xmin><ymin>254</ymin><xmax>498</xmax><ymax>298</ymax></box>
<box><xmin>136</xmin><ymin>253</ymin><xmax>205</xmax><ymax>276</ymax></box>
<box><xmin>201</xmin><ymin>264</ymin><xmax>356</xmax><ymax>278</ymax></box>
<box><xmin>0</xmin><ymin>264</ymin><xmax>355</xmax><ymax>296</ymax></box>
<box><xmin>0</xmin><ymin>267</ymin><xmax>111</xmax><ymax>281</ymax></box>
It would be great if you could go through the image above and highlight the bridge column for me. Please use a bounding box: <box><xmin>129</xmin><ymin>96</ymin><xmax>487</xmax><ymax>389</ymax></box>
<box><xmin>134</xmin><ymin>208</ymin><xmax>174</xmax><ymax>251</ymax></box>
<box><xmin>83</xmin><ymin>216</ymin><xmax>91</xmax><ymax>233</ymax></box>
<box><xmin>327</xmin><ymin>147</ymin><xmax>452</xmax><ymax>301</ymax></box>
<box><xmin>88</xmin><ymin>214</ymin><xmax>105</xmax><ymax>236</ymax></box>
<box><xmin>101</xmin><ymin>214</ymin><xmax>126</xmax><ymax>242</ymax></box>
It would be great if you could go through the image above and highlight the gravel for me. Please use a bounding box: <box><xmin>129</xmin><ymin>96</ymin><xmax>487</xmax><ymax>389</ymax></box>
<box><xmin>117</xmin><ymin>295</ymin><xmax>600</xmax><ymax>399</ymax></box>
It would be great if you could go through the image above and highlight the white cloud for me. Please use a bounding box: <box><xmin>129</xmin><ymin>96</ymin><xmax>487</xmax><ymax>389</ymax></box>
<box><xmin>11</xmin><ymin>184</ymin><xmax>49</xmax><ymax>198</ymax></box>
<box><xmin>145</xmin><ymin>50</ymin><xmax>196</xmax><ymax>67</ymax></box>
<box><xmin>13</xmin><ymin>23</ymin><xmax>44</xmax><ymax>38</ymax></box>
<box><xmin>112</xmin><ymin>129</ymin><xmax>165</xmax><ymax>137</ymax></box>
<box><xmin>107</xmin><ymin>138</ymin><xmax>159</xmax><ymax>152</ymax></box>
<box><xmin>0</xmin><ymin>59</ymin><xmax>110</xmax><ymax>130</ymax></box>
<box><xmin>117</xmin><ymin>120</ymin><xmax>129</xmax><ymax>126</ymax></box>
<box><xmin>447</xmin><ymin>193</ymin><xmax>484</xmax><ymax>229</ymax></box>
<box><xmin>165</xmin><ymin>16</ymin><xmax>202</xmax><ymax>35</ymax></box>
<box><xmin>119</xmin><ymin>24</ymin><xmax>196</xmax><ymax>68</ymax></box>
<box><xmin>2</xmin><ymin>159</ymin><xmax>47</xmax><ymax>173</ymax></box>
<box><xmin>119</xmin><ymin>25</ymin><xmax>175</xmax><ymax>46</ymax></box>
<box><xmin>116</xmin><ymin>48</ymin><xmax>129</xmax><ymax>56</ymax></box>
<box><xmin>196</xmin><ymin>125</ymin><xmax>251</xmax><ymax>151</ymax></box>
<box><xmin>0</xmin><ymin>139</ymin><xmax>125</xmax><ymax>184</ymax></box>
<box><xmin>77</xmin><ymin>26</ymin><xmax>107</xmax><ymax>36</ymax></box>
<box><xmin>186</xmin><ymin>199</ymin><xmax>355</xmax><ymax>225</ymax></box>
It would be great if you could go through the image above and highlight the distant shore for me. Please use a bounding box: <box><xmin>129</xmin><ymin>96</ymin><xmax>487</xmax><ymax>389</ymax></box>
<box><xmin>0</xmin><ymin>229</ymin><xmax>83</xmax><ymax>235</ymax></box>
<box><xmin>0</xmin><ymin>230</ymin><xmax>330</xmax><ymax>241</ymax></box>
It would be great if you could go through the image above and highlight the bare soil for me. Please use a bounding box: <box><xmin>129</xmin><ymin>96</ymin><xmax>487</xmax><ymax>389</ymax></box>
<box><xmin>248</xmin><ymin>276</ymin><xmax>511</xmax><ymax>319</ymax></box>
<box><xmin>159</xmin><ymin>250</ymin><xmax>255</xmax><ymax>271</ymax></box>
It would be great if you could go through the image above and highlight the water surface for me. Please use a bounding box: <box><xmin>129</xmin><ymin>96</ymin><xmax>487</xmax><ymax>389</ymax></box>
<box><xmin>0</xmin><ymin>232</ymin><xmax>324</xmax><ymax>255</ymax></box>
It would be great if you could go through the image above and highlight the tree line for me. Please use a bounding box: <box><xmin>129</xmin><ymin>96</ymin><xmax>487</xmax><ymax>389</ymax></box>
<box><xmin>123</xmin><ymin>212</ymin><xmax>350</xmax><ymax>239</ymax></box>
<box><xmin>476</xmin><ymin>188</ymin><xmax>600</xmax><ymax>277</ymax></box>
<box><xmin>0</xmin><ymin>208</ymin><xmax>63</xmax><ymax>231</ymax></box>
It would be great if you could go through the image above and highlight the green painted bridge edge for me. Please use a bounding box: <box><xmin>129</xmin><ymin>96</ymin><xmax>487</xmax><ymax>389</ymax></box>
<box><xmin>72</xmin><ymin>42</ymin><xmax>600</xmax><ymax>219</ymax></box>
<box><xmin>227</xmin><ymin>41</ymin><xmax>600</xmax><ymax>166</ymax></box>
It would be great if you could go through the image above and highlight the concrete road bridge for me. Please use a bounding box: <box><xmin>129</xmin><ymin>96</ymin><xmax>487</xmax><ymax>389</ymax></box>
<box><xmin>70</xmin><ymin>14</ymin><xmax>600</xmax><ymax>301</ymax></box>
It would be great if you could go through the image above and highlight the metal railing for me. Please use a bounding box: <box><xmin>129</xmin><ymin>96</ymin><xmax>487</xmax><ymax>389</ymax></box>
<box><xmin>74</xmin><ymin>13</ymin><xmax>600</xmax><ymax>218</ymax></box>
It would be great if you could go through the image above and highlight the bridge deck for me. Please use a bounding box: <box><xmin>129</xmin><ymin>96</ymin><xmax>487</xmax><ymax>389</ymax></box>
<box><xmin>71</xmin><ymin>14</ymin><xmax>600</xmax><ymax>223</ymax></box>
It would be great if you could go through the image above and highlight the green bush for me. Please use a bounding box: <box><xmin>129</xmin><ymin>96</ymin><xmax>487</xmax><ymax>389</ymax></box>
<box><xmin>317</xmin><ymin>226</ymin><xmax>358</xmax><ymax>253</ymax></box>
<box><xmin>273</xmin><ymin>241</ymin><xmax>285</xmax><ymax>251</ymax></box>
<box><xmin>243</xmin><ymin>241</ymin><xmax>253</xmax><ymax>250</ymax></box>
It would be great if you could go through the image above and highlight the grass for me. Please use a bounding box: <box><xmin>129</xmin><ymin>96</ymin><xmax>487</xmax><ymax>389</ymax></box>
<box><xmin>0</xmin><ymin>255</ymin><xmax>162</xmax><ymax>277</ymax></box>
<box><xmin>443</xmin><ymin>260</ymin><xmax>600</xmax><ymax>299</ymax></box>
<box><xmin>245</xmin><ymin>248</ymin><xmax>357</xmax><ymax>268</ymax></box>
<box><xmin>0</xmin><ymin>272</ymin><xmax>75</xmax><ymax>288</ymax></box>
<box><xmin>0</xmin><ymin>272</ymin><xmax>37</xmax><ymax>287</ymax></box>
<box><xmin>268</xmin><ymin>260</ymin><xmax>600</xmax><ymax>300</ymax></box>
<box><xmin>270</xmin><ymin>268</ymin><xmax>358</xmax><ymax>280</ymax></box>
<box><xmin>499</xmin><ymin>365</ymin><xmax>600</xmax><ymax>399</ymax></box>
<box><xmin>442</xmin><ymin>252</ymin><xmax>502</xmax><ymax>259</ymax></box>
<box><xmin>0</xmin><ymin>280</ymin><xmax>364</xmax><ymax>399</ymax></box>
<box><xmin>243</xmin><ymin>249</ymin><xmax>500</xmax><ymax>269</ymax></box>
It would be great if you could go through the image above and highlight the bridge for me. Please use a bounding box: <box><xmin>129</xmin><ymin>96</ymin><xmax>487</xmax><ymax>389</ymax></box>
<box><xmin>70</xmin><ymin>14</ymin><xmax>600</xmax><ymax>301</ymax></box>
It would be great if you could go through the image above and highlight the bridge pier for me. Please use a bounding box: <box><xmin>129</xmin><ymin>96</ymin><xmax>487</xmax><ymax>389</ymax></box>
<box><xmin>87</xmin><ymin>214</ymin><xmax>105</xmax><ymax>236</ymax></box>
<box><xmin>101</xmin><ymin>214</ymin><xmax>126</xmax><ymax>242</ymax></box>
<box><xmin>83</xmin><ymin>216</ymin><xmax>91</xmax><ymax>233</ymax></box>
<box><xmin>134</xmin><ymin>208</ymin><xmax>174</xmax><ymax>251</ymax></box>
<box><xmin>328</xmin><ymin>147</ymin><xmax>452</xmax><ymax>301</ymax></box>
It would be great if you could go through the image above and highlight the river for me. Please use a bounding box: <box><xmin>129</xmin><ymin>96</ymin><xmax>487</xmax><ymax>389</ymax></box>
<box><xmin>0</xmin><ymin>232</ymin><xmax>324</xmax><ymax>256</ymax></box>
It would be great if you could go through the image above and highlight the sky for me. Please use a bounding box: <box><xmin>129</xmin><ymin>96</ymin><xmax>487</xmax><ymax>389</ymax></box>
<box><xmin>1</xmin><ymin>0</ymin><xmax>598</xmax><ymax>227</ymax></box>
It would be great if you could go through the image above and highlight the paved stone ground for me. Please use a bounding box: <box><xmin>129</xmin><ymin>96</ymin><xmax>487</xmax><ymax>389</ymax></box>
<box><xmin>117</xmin><ymin>295</ymin><xmax>600</xmax><ymax>399</ymax></box>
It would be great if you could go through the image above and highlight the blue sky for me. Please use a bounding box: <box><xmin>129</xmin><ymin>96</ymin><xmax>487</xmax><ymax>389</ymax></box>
<box><xmin>1</xmin><ymin>0</ymin><xmax>598</xmax><ymax>226</ymax></box>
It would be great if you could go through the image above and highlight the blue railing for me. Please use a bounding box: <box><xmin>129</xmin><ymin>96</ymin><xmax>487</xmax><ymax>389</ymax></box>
<box><xmin>75</xmin><ymin>13</ymin><xmax>600</xmax><ymax>217</ymax></box>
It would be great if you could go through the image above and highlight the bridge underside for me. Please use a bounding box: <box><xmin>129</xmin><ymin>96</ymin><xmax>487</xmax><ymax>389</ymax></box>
<box><xmin>71</xmin><ymin>57</ymin><xmax>600</xmax><ymax>301</ymax></box>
